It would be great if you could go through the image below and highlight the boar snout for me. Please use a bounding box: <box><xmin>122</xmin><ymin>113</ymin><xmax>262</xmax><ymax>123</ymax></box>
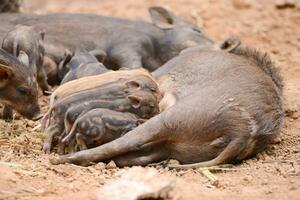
<box><xmin>19</xmin><ymin>104</ymin><xmax>41</xmax><ymax>120</ymax></box>
<box><xmin>32</xmin><ymin>111</ymin><xmax>43</xmax><ymax>121</ymax></box>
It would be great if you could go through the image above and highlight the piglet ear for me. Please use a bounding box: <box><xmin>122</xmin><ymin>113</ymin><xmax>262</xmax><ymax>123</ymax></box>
<box><xmin>40</xmin><ymin>31</ymin><xmax>45</xmax><ymax>40</ymax></box>
<box><xmin>0</xmin><ymin>63</ymin><xmax>13</xmax><ymax>86</ymax></box>
<box><xmin>127</xmin><ymin>95</ymin><xmax>141</xmax><ymax>108</ymax></box>
<box><xmin>18</xmin><ymin>51</ymin><xmax>29</xmax><ymax>67</ymax></box>
<box><xmin>89</xmin><ymin>49</ymin><xmax>107</xmax><ymax>63</ymax></box>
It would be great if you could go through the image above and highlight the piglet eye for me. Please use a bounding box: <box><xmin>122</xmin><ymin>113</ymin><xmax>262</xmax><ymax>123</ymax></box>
<box><xmin>16</xmin><ymin>86</ymin><xmax>30</xmax><ymax>95</ymax></box>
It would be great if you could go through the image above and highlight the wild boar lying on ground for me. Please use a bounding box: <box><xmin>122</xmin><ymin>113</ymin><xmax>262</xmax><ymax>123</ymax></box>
<box><xmin>0</xmin><ymin>6</ymin><xmax>213</xmax><ymax>71</ymax></box>
<box><xmin>50</xmin><ymin>42</ymin><xmax>284</xmax><ymax>168</ymax></box>
<box><xmin>0</xmin><ymin>48</ymin><xmax>41</xmax><ymax>120</ymax></box>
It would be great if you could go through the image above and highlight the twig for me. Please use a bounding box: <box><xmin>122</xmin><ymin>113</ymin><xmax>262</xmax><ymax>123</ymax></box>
<box><xmin>200</xmin><ymin>169</ymin><xmax>219</xmax><ymax>186</ymax></box>
<box><xmin>32</xmin><ymin>124</ymin><xmax>41</xmax><ymax>132</ymax></box>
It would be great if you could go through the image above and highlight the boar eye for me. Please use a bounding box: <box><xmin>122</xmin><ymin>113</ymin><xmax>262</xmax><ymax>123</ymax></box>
<box><xmin>16</xmin><ymin>87</ymin><xmax>30</xmax><ymax>95</ymax></box>
<box><xmin>192</xmin><ymin>27</ymin><xmax>202</xmax><ymax>33</ymax></box>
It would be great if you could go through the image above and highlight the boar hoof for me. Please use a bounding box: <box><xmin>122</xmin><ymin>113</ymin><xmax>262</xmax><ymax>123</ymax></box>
<box><xmin>50</xmin><ymin>155</ymin><xmax>90</xmax><ymax>166</ymax></box>
<box><xmin>49</xmin><ymin>156</ymin><xmax>63</xmax><ymax>165</ymax></box>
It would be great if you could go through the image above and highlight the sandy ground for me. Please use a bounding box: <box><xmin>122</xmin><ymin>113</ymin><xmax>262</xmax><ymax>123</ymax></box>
<box><xmin>0</xmin><ymin>0</ymin><xmax>300</xmax><ymax>199</ymax></box>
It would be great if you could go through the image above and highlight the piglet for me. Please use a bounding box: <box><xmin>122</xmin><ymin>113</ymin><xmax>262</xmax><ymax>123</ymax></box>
<box><xmin>0</xmin><ymin>48</ymin><xmax>41</xmax><ymax>120</ymax></box>
<box><xmin>2</xmin><ymin>25</ymin><xmax>49</xmax><ymax>119</ymax></box>
<box><xmin>63</xmin><ymin>109</ymin><xmax>144</xmax><ymax>151</ymax></box>
<box><xmin>60</xmin><ymin>47</ymin><xmax>108</xmax><ymax>84</ymax></box>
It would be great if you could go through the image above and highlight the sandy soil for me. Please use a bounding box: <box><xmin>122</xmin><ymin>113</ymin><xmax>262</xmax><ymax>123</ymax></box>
<box><xmin>0</xmin><ymin>0</ymin><xmax>299</xmax><ymax>199</ymax></box>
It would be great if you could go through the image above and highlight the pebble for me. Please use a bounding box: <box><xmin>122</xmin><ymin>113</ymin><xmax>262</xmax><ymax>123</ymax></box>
<box><xmin>106</xmin><ymin>160</ymin><xmax>117</xmax><ymax>169</ymax></box>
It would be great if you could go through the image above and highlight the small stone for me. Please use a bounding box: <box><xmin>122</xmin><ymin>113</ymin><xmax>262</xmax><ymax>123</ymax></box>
<box><xmin>168</xmin><ymin>159</ymin><xmax>180</xmax><ymax>165</ymax></box>
<box><xmin>271</xmin><ymin>137</ymin><xmax>282</xmax><ymax>144</ymax></box>
<box><xmin>232</xmin><ymin>0</ymin><xmax>252</xmax><ymax>9</ymax></box>
<box><xmin>106</xmin><ymin>160</ymin><xmax>117</xmax><ymax>169</ymax></box>
<box><xmin>243</xmin><ymin>175</ymin><xmax>253</xmax><ymax>182</ymax></box>
<box><xmin>275</xmin><ymin>0</ymin><xmax>296</xmax><ymax>9</ymax></box>
<box><xmin>96</xmin><ymin>162</ymin><xmax>106</xmax><ymax>170</ymax></box>
<box><xmin>289</xmin><ymin>186</ymin><xmax>297</xmax><ymax>190</ymax></box>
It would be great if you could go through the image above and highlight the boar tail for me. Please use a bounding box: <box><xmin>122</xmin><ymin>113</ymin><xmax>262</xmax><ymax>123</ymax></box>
<box><xmin>231</xmin><ymin>46</ymin><xmax>283</xmax><ymax>92</ymax></box>
<box><xmin>50</xmin><ymin>112</ymin><xmax>168</xmax><ymax>166</ymax></box>
<box><xmin>62</xmin><ymin>120</ymin><xmax>79</xmax><ymax>144</ymax></box>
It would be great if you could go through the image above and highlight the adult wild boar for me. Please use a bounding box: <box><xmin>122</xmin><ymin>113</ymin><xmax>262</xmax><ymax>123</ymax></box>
<box><xmin>0</xmin><ymin>7</ymin><xmax>213</xmax><ymax>71</ymax></box>
<box><xmin>0</xmin><ymin>48</ymin><xmax>41</xmax><ymax>120</ymax></box>
<box><xmin>50</xmin><ymin>43</ymin><xmax>284</xmax><ymax>168</ymax></box>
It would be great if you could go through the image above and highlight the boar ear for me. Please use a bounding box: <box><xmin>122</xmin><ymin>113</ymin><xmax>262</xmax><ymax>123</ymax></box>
<box><xmin>219</xmin><ymin>35</ymin><xmax>241</xmax><ymax>52</ymax></box>
<box><xmin>89</xmin><ymin>49</ymin><xmax>107</xmax><ymax>63</ymax></box>
<box><xmin>127</xmin><ymin>95</ymin><xmax>141</xmax><ymax>108</ymax></box>
<box><xmin>60</xmin><ymin>49</ymin><xmax>73</xmax><ymax>67</ymax></box>
<box><xmin>40</xmin><ymin>31</ymin><xmax>45</xmax><ymax>40</ymax></box>
<box><xmin>0</xmin><ymin>63</ymin><xmax>13</xmax><ymax>84</ymax></box>
<box><xmin>18</xmin><ymin>51</ymin><xmax>29</xmax><ymax>67</ymax></box>
<box><xmin>149</xmin><ymin>6</ymin><xmax>176</xmax><ymax>29</ymax></box>
<box><xmin>58</xmin><ymin>49</ymin><xmax>73</xmax><ymax>79</ymax></box>
<box><xmin>137</xmin><ymin>118</ymin><xmax>146</xmax><ymax>125</ymax></box>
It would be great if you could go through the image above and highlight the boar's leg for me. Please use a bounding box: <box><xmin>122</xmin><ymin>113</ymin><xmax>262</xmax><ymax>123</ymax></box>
<box><xmin>167</xmin><ymin>137</ymin><xmax>247</xmax><ymax>169</ymax></box>
<box><xmin>112</xmin><ymin>141</ymin><xmax>169</xmax><ymax>167</ymax></box>
<box><xmin>2</xmin><ymin>105</ymin><xmax>13</xmax><ymax>121</ymax></box>
<box><xmin>111</xmin><ymin>47</ymin><xmax>143</xmax><ymax>69</ymax></box>
<box><xmin>50</xmin><ymin>113</ymin><xmax>168</xmax><ymax>166</ymax></box>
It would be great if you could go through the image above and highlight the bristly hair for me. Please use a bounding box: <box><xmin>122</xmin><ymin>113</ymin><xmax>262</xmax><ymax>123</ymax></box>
<box><xmin>231</xmin><ymin>45</ymin><xmax>284</xmax><ymax>94</ymax></box>
<box><xmin>230</xmin><ymin>45</ymin><xmax>285</xmax><ymax>158</ymax></box>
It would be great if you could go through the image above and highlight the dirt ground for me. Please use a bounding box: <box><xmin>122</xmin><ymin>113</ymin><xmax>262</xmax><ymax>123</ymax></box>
<box><xmin>0</xmin><ymin>0</ymin><xmax>300</xmax><ymax>199</ymax></box>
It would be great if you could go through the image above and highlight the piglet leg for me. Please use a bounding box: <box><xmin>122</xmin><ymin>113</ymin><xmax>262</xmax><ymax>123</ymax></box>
<box><xmin>50</xmin><ymin>113</ymin><xmax>167</xmax><ymax>166</ymax></box>
<box><xmin>2</xmin><ymin>105</ymin><xmax>13</xmax><ymax>121</ymax></box>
